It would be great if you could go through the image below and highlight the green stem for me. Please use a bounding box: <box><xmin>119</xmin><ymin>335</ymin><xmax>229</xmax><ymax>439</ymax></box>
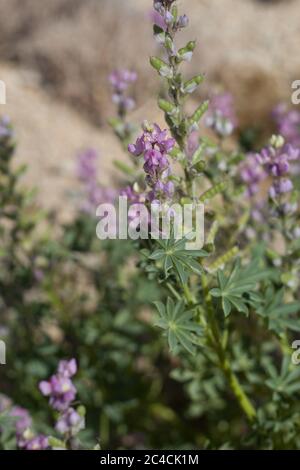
<box><xmin>202</xmin><ymin>273</ymin><xmax>256</xmax><ymax>422</ymax></box>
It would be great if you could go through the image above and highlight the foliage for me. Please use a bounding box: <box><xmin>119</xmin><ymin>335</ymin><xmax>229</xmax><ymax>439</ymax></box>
<box><xmin>1</xmin><ymin>0</ymin><xmax>300</xmax><ymax>451</ymax></box>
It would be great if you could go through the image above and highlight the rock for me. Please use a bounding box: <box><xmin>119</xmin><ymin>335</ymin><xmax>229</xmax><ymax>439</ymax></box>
<box><xmin>0</xmin><ymin>0</ymin><xmax>299</xmax><ymax>129</ymax></box>
<box><xmin>1</xmin><ymin>63</ymin><xmax>130</xmax><ymax>218</ymax></box>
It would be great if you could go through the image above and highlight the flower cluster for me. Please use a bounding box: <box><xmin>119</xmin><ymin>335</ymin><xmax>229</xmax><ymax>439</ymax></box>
<box><xmin>39</xmin><ymin>359</ymin><xmax>77</xmax><ymax>411</ymax></box>
<box><xmin>55</xmin><ymin>407</ymin><xmax>85</xmax><ymax>437</ymax></box>
<box><xmin>128</xmin><ymin>123</ymin><xmax>175</xmax><ymax>201</ymax></box>
<box><xmin>153</xmin><ymin>1</ymin><xmax>188</xmax><ymax>31</ymax></box>
<box><xmin>205</xmin><ymin>93</ymin><xmax>237</xmax><ymax>137</ymax></box>
<box><xmin>273</xmin><ymin>104</ymin><xmax>300</xmax><ymax>149</ymax></box>
<box><xmin>77</xmin><ymin>149</ymin><xmax>117</xmax><ymax>213</ymax></box>
<box><xmin>0</xmin><ymin>395</ymin><xmax>48</xmax><ymax>450</ymax></box>
<box><xmin>39</xmin><ymin>359</ymin><xmax>85</xmax><ymax>439</ymax></box>
<box><xmin>255</xmin><ymin>137</ymin><xmax>300</xmax><ymax>198</ymax></box>
<box><xmin>77</xmin><ymin>148</ymin><xmax>98</xmax><ymax>183</ymax></box>
<box><xmin>240</xmin><ymin>153</ymin><xmax>267</xmax><ymax>197</ymax></box>
<box><xmin>109</xmin><ymin>70</ymin><xmax>137</xmax><ymax>114</ymax></box>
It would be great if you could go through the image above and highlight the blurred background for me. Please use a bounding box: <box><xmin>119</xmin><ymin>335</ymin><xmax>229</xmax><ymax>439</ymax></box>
<box><xmin>0</xmin><ymin>0</ymin><xmax>299</xmax><ymax>213</ymax></box>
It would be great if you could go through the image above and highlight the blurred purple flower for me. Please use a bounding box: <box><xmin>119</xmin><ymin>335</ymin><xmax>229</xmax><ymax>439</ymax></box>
<box><xmin>77</xmin><ymin>149</ymin><xmax>98</xmax><ymax>184</ymax></box>
<box><xmin>109</xmin><ymin>69</ymin><xmax>137</xmax><ymax>113</ymax></box>
<box><xmin>23</xmin><ymin>435</ymin><xmax>49</xmax><ymax>451</ymax></box>
<box><xmin>55</xmin><ymin>407</ymin><xmax>85</xmax><ymax>436</ymax></box>
<box><xmin>153</xmin><ymin>1</ymin><xmax>188</xmax><ymax>31</ymax></box>
<box><xmin>273</xmin><ymin>104</ymin><xmax>300</xmax><ymax>148</ymax></box>
<box><xmin>0</xmin><ymin>115</ymin><xmax>13</xmax><ymax>139</ymax></box>
<box><xmin>109</xmin><ymin>70</ymin><xmax>137</xmax><ymax>93</ymax></box>
<box><xmin>150</xmin><ymin>9</ymin><xmax>166</xmax><ymax>30</ymax></box>
<box><xmin>240</xmin><ymin>153</ymin><xmax>267</xmax><ymax>197</ymax></box>
<box><xmin>10</xmin><ymin>406</ymin><xmax>32</xmax><ymax>434</ymax></box>
<box><xmin>39</xmin><ymin>359</ymin><xmax>77</xmax><ymax>411</ymax></box>
<box><xmin>255</xmin><ymin>140</ymin><xmax>299</xmax><ymax>197</ymax></box>
<box><xmin>205</xmin><ymin>93</ymin><xmax>237</xmax><ymax>137</ymax></box>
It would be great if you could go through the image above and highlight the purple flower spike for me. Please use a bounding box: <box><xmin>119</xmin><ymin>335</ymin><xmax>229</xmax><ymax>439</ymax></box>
<box><xmin>109</xmin><ymin>69</ymin><xmax>137</xmax><ymax>113</ymax></box>
<box><xmin>205</xmin><ymin>93</ymin><xmax>237</xmax><ymax>137</ymax></box>
<box><xmin>128</xmin><ymin>123</ymin><xmax>175</xmax><ymax>201</ymax></box>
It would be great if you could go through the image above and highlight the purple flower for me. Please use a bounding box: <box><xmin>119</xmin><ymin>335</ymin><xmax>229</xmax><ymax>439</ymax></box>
<box><xmin>77</xmin><ymin>149</ymin><xmax>98</xmax><ymax>184</ymax></box>
<box><xmin>128</xmin><ymin>123</ymin><xmax>175</xmax><ymax>201</ymax></box>
<box><xmin>255</xmin><ymin>138</ymin><xmax>300</xmax><ymax>199</ymax></box>
<box><xmin>0</xmin><ymin>116</ymin><xmax>13</xmax><ymax>140</ymax></box>
<box><xmin>77</xmin><ymin>147</ymin><xmax>118</xmax><ymax>214</ymax></box>
<box><xmin>273</xmin><ymin>104</ymin><xmax>300</xmax><ymax>148</ymax></box>
<box><xmin>150</xmin><ymin>10</ymin><xmax>167</xmax><ymax>30</ymax></box>
<box><xmin>153</xmin><ymin>1</ymin><xmax>188</xmax><ymax>31</ymax></box>
<box><xmin>39</xmin><ymin>359</ymin><xmax>77</xmax><ymax>411</ymax></box>
<box><xmin>55</xmin><ymin>408</ymin><xmax>85</xmax><ymax>436</ymax></box>
<box><xmin>109</xmin><ymin>69</ymin><xmax>137</xmax><ymax>113</ymax></box>
<box><xmin>23</xmin><ymin>435</ymin><xmax>49</xmax><ymax>451</ymax></box>
<box><xmin>129</xmin><ymin>124</ymin><xmax>175</xmax><ymax>157</ymax></box>
<box><xmin>9</xmin><ymin>406</ymin><xmax>47</xmax><ymax>450</ymax></box>
<box><xmin>120</xmin><ymin>186</ymin><xmax>145</xmax><ymax>204</ymax></box>
<box><xmin>109</xmin><ymin>70</ymin><xmax>137</xmax><ymax>93</ymax></box>
<box><xmin>256</xmin><ymin>143</ymin><xmax>300</xmax><ymax>178</ymax></box>
<box><xmin>58</xmin><ymin>359</ymin><xmax>77</xmax><ymax>378</ymax></box>
<box><xmin>240</xmin><ymin>154</ymin><xmax>267</xmax><ymax>197</ymax></box>
<box><xmin>10</xmin><ymin>406</ymin><xmax>32</xmax><ymax>433</ymax></box>
<box><xmin>205</xmin><ymin>93</ymin><xmax>237</xmax><ymax>137</ymax></box>
<box><xmin>269</xmin><ymin>178</ymin><xmax>293</xmax><ymax>198</ymax></box>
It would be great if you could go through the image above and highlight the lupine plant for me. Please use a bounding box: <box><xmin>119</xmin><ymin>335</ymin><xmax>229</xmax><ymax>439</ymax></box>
<box><xmin>1</xmin><ymin>0</ymin><xmax>300</xmax><ymax>451</ymax></box>
<box><xmin>109</xmin><ymin>0</ymin><xmax>300</xmax><ymax>449</ymax></box>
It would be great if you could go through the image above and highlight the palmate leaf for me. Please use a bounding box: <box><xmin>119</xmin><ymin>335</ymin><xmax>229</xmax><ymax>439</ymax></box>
<box><xmin>154</xmin><ymin>298</ymin><xmax>203</xmax><ymax>355</ymax></box>
<box><xmin>256</xmin><ymin>287</ymin><xmax>300</xmax><ymax>335</ymax></box>
<box><xmin>210</xmin><ymin>258</ymin><xmax>272</xmax><ymax>317</ymax></box>
<box><xmin>264</xmin><ymin>356</ymin><xmax>300</xmax><ymax>396</ymax></box>
<box><xmin>149</xmin><ymin>235</ymin><xmax>209</xmax><ymax>284</ymax></box>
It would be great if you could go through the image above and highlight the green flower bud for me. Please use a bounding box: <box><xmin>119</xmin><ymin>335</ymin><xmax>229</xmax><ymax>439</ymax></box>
<box><xmin>158</xmin><ymin>99</ymin><xmax>178</xmax><ymax>115</ymax></box>
<box><xmin>189</xmin><ymin>100</ymin><xmax>209</xmax><ymax>126</ymax></box>
<box><xmin>182</xmin><ymin>74</ymin><xmax>204</xmax><ymax>94</ymax></box>
<box><xmin>150</xmin><ymin>57</ymin><xmax>173</xmax><ymax>79</ymax></box>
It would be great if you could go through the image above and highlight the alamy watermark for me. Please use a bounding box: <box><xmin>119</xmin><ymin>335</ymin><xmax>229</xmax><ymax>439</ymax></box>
<box><xmin>291</xmin><ymin>80</ymin><xmax>300</xmax><ymax>105</ymax></box>
<box><xmin>96</xmin><ymin>197</ymin><xmax>205</xmax><ymax>250</ymax></box>
<box><xmin>0</xmin><ymin>340</ymin><xmax>6</xmax><ymax>365</ymax></box>
<box><xmin>0</xmin><ymin>80</ymin><xmax>6</xmax><ymax>104</ymax></box>
<box><xmin>291</xmin><ymin>340</ymin><xmax>300</xmax><ymax>365</ymax></box>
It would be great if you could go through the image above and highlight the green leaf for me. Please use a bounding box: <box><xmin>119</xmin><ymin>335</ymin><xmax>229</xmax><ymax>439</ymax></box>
<box><xmin>256</xmin><ymin>287</ymin><xmax>300</xmax><ymax>335</ymax></box>
<box><xmin>149</xmin><ymin>235</ymin><xmax>209</xmax><ymax>283</ymax></box>
<box><xmin>264</xmin><ymin>357</ymin><xmax>300</xmax><ymax>397</ymax></box>
<box><xmin>210</xmin><ymin>259</ymin><xmax>272</xmax><ymax>317</ymax></box>
<box><xmin>154</xmin><ymin>298</ymin><xmax>202</xmax><ymax>355</ymax></box>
